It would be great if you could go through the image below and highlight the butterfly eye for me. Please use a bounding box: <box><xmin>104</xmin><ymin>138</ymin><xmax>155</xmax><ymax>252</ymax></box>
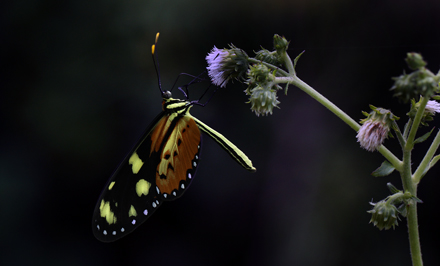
<box><xmin>162</xmin><ymin>91</ymin><xmax>172</xmax><ymax>99</ymax></box>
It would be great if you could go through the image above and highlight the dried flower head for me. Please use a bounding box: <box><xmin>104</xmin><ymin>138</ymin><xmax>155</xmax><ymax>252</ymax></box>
<box><xmin>357</xmin><ymin>106</ymin><xmax>398</xmax><ymax>152</ymax></box>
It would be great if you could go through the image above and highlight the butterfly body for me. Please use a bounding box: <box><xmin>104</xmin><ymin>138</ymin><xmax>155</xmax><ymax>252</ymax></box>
<box><xmin>92</xmin><ymin>92</ymin><xmax>255</xmax><ymax>242</ymax></box>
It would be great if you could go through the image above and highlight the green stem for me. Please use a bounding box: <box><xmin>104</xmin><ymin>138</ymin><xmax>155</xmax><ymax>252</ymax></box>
<box><xmin>407</xmin><ymin>202</ymin><xmax>423</xmax><ymax>266</ymax></box>
<box><xmin>406</xmin><ymin>97</ymin><xmax>428</xmax><ymax>148</ymax></box>
<box><xmin>402</xmin><ymin>141</ymin><xmax>423</xmax><ymax>266</ymax></box>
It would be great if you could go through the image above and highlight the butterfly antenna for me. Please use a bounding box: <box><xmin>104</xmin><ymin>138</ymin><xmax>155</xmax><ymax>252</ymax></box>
<box><xmin>151</xmin><ymin>32</ymin><xmax>164</xmax><ymax>94</ymax></box>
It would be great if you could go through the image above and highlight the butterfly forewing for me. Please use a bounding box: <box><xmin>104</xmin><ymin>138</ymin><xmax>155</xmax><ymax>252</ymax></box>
<box><xmin>154</xmin><ymin>114</ymin><xmax>201</xmax><ymax>200</ymax></box>
<box><xmin>92</xmin><ymin>104</ymin><xmax>201</xmax><ymax>242</ymax></box>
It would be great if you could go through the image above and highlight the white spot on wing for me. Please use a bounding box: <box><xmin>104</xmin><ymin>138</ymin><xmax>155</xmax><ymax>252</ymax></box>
<box><xmin>188</xmin><ymin>173</ymin><xmax>192</xmax><ymax>179</ymax></box>
<box><xmin>132</xmin><ymin>219</ymin><xmax>136</xmax><ymax>225</ymax></box>
<box><xmin>121</xmin><ymin>228</ymin><xmax>125</xmax><ymax>232</ymax></box>
<box><xmin>163</xmin><ymin>193</ymin><xmax>167</xmax><ymax>198</ymax></box>
<box><xmin>152</xmin><ymin>202</ymin><xmax>157</xmax><ymax>208</ymax></box>
<box><xmin>181</xmin><ymin>183</ymin><xmax>185</xmax><ymax>189</ymax></box>
<box><xmin>112</xmin><ymin>231</ymin><xmax>116</xmax><ymax>235</ymax></box>
<box><xmin>173</xmin><ymin>191</ymin><xmax>177</xmax><ymax>196</ymax></box>
<box><xmin>156</xmin><ymin>186</ymin><xmax>160</xmax><ymax>194</ymax></box>
<box><xmin>143</xmin><ymin>209</ymin><xmax>148</xmax><ymax>215</ymax></box>
<box><xmin>103</xmin><ymin>230</ymin><xmax>107</xmax><ymax>235</ymax></box>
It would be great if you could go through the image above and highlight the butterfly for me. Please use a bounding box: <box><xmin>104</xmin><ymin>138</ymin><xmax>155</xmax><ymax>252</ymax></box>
<box><xmin>92</xmin><ymin>33</ymin><xmax>256</xmax><ymax>242</ymax></box>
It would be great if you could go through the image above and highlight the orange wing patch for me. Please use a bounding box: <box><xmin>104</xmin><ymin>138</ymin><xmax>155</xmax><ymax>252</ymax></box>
<box><xmin>154</xmin><ymin>115</ymin><xmax>200</xmax><ymax>195</ymax></box>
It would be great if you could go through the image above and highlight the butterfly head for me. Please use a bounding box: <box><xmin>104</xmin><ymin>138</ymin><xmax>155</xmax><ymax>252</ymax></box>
<box><xmin>162</xmin><ymin>90</ymin><xmax>172</xmax><ymax>99</ymax></box>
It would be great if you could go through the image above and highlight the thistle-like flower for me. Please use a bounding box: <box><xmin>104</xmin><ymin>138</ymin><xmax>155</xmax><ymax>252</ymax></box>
<box><xmin>357</xmin><ymin>106</ymin><xmax>398</xmax><ymax>152</ymax></box>
<box><xmin>391</xmin><ymin>53</ymin><xmax>439</xmax><ymax>102</ymax></box>
<box><xmin>206</xmin><ymin>45</ymin><xmax>248</xmax><ymax>88</ymax></box>
<box><xmin>425</xmin><ymin>100</ymin><xmax>440</xmax><ymax>114</ymax></box>
<box><xmin>247</xmin><ymin>85</ymin><xmax>280</xmax><ymax>117</ymax></box>
<box><xmin>368</xmin><ymin>200</ymin><xmax>399</xmax><ymax>230</ymax></box>
<box><xmin>407</xmin><ymin>98</ymin><xmax>440</xmax><ymax>126</ymax></box>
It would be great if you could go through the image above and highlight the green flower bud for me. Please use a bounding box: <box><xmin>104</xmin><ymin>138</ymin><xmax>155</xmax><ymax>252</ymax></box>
<box><xmin>391</xmin><ymin>53</ymin><xmax>439</xmax><ymax>102</ymax></box>
<box><xmin>273</xmin><ymin>34</ymin><xmax>289</xmax><ymax>56</ymax></box>
<box><xmin>247</xmin><ymin>63</ymin><xmax>271</xmax><ymax>84</ymax></box>
<box><xmin>405</xmin><ymin>52</ymin><xmax>427</xmax><ymax>70</ymax></box>
<box><xmin>254</xmin><ymin>48</ymin><xmax>283</xmax><ymax>67</ymax></box>
<box><xmin>247</xmin><ymin>85</ymin><xmax>280</xmax><ymax>116</ymax></box>
<box><xmin>368</xmin><ymin>201</ymin><xmax>399</xmax><ymax>230</ymax></box>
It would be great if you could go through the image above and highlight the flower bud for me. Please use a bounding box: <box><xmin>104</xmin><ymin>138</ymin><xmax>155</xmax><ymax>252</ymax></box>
<box><xmin>368</xmin><ymin>201</ymin><xmax>399</xmax><ymax>230</ymax></box>
<box><xmin>247</xmin><ymin>85</ymin><xmax>280</xmax><ymax>116</ymax></box>
<box><xmin>405</xmin><ymin>52</ymin><xmax>426</xmax><ymax>70</ymax></box>
<box><xmin>273</xmin><ymin>34</ymin><xmax>289</xmax><ymax>56</ymax></box>
<box><xmin>254</xmin><ymin>48</ymin><xmax>283</xmax><ymax>67</ymax></box>
<box><xmin>391</xmin><ymin>53</ymin><xmax>439</xmax><ymax>102</ymax></box>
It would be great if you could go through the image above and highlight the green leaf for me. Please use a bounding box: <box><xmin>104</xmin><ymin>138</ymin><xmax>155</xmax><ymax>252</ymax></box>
<box><xmin>372</xmin><ymin>161</ymin><xmax>396</xmax><ymax>177</ymax></box>
<box><xmin>293</xmin><ymin>50</ymin><xmax>305</xmax><ymax>71</ymax></box>
<box><xmin>414</xmin><ymin>128</ymin><xmax>434</xmax><ymax>144</ymax></box>
<box><xmin>431</xmin><ymin>95</ymin><xmax>440</xmax><ymax>101</ymax></box>
<box><xmin>387</xmin><ymin>182</ymin><xmax>401</xmax><ymax>194</ymax></box>
<box><xmin>421</xmin><ymin>154</ymin><xmax>440</xmax><ymax>178</ymax></box>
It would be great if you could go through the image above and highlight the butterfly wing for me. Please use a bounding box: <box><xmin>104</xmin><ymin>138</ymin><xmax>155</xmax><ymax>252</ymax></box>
<box><xmin>92</xmin><ymin>111</ymin><xmax>201</xmax><ymax>242</ymax></box>
<box><xmin>152</xmin><ymin>113</ymin><xmax>201</xmax><ymax>201</ymax></box>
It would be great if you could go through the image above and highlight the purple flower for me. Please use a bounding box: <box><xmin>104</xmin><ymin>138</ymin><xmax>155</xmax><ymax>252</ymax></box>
<box><xmin>357</xmin><ymin>120</ymin><xmax>389</xmax><ymax>152</ymax></box>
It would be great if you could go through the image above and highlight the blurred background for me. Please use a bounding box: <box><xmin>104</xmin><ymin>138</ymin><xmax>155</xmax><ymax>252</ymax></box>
<box><xmin>2</xmin><ymin>0</ymin><xmax>440</xmax><ymax>265</ymax></box>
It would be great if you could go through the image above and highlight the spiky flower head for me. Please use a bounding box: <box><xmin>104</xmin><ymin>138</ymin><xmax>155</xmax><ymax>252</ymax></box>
<box><xmin>357</xmin><ymin>106</ymin><xmax>398</xmax><ymax>152</ymax></box>
<box><xmin>247</xmin><ymin>85</ymin><xmax>280</xmax><ymax>116</ymax></box>
<box><xmin>245</xmin><ymin>63</ymin><xmax>282</xmax><ymax>116</ymax></box>
<box><xmin>405</xmin><ymin>52</ymin><xmax>427</xmax><ymax>70</ymax></box>
<box><xmin>407</xmin><ymin>98</ymin><xmax>440</xmax><ymax>126</ymax></box>
<box><xmin>367</xmin><ymin>200</ymin><xmax>399</xmax><ymax>230</ymax></box>
<box><xmin>254</xmin><ymin>48</ymin><xmax>283</xmax><ymax>67</ymax></box>
<box><xmin>425</xmin><ymin>99</ymin><xmax>440</xmax><ymax>114</ymax></box>
<box><xmin>206</xmin><ymin>45</ymin><xmax>249</xmax><ymax>88</ymax></box>
<box><xmin>391</xmin><ymin>53</ymin><xmax>439</xmax><ymax>103</ymax></box>
<box><xmin>273</xmin><ymin>34</ymin><xmax>289</xmax><ymax>56</ymax></box>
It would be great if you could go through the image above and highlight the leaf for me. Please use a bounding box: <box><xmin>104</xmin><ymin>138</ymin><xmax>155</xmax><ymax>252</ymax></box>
<box><xmin>414</xmin><ymin>128</ymin><xmax>434</xmax><ymax>144</ymax></box>
<box><xmin>293</xmin><ymin>50</ymin><xmax>305</xmax><ymax>71</ymax></box>
<box><xmin>421</xmin><ymin>154</ymin><xmax>440</xmax><ymax>178</ymax></box>
<box><xmin>387</xmin><ymin>182</ymin><xmax>400</xmax><ymax>194</ymax></box>
<box><xmin>372</xmin><ymin>161</ymin><xmax>395</xmax><ymax>177</ymax></box>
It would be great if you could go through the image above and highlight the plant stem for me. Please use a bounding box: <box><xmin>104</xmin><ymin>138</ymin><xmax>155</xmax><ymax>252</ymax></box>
<box><xmin>402</xmin><ymin>133</ymin><xmax>423</xmax><ymax>266</ymax></box>
<box><xmin>407</xmin><ymin>202</ymin><xmax>423</xmax><ymax>266</ymax></box>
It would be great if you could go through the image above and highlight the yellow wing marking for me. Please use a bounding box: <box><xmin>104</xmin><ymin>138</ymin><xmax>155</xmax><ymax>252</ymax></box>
<box><xmin>129</xmin><ymin>205</ymin><xmax>137</xmax><ymax>217</ymax></box>
<box><xmin>136</xmin><ymin>179</ymin><xmax>151</xmax><ymax>197</ymax></box>
<box><xmin>108</xmin><ymin>181</ymin><xmax>115</xmax><ymax>190</ymax></box>
<box><xmin>99</xmin><ymin>200</ymin><xmax>117</xmax><ymax>225</ymax></box>
<box><xmin>129</xmin><ymin>152</ymin><xmax>144</xmax><ymax>174</ymax></box>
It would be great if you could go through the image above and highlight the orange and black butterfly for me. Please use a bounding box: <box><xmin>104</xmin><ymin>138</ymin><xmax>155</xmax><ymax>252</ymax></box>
<box><xmin>92</xmin><ymin>33</ymin><xmax>255</xmax><ymax>242</ymax></box>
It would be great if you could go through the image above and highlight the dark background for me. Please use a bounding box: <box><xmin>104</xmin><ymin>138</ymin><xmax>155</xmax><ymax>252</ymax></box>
<box><xmin>2</xmin><ymin>0</ymin><xmax>440</xmax><ymax>265</ymax></box>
